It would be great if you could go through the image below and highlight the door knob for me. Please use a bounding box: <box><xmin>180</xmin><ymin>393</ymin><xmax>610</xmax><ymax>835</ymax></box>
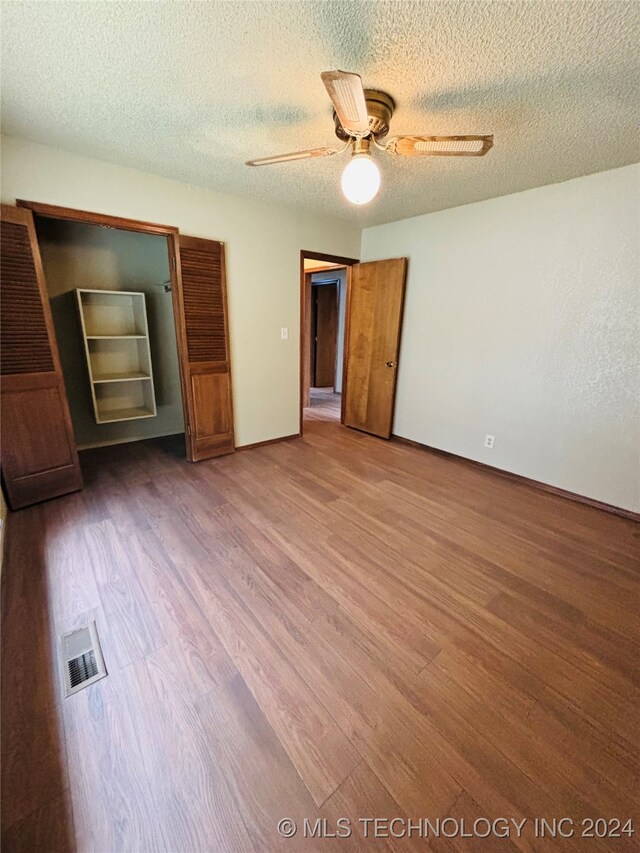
<box><xmin>385</xmin><ymin>360</ymin><xmax>397</xmax><ymax>368</ymax></box>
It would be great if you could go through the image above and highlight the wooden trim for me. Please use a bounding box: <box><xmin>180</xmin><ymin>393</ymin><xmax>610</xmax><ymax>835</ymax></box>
<box><xmin>219</xmin><ymin>242</ymin><xmax>235</xmax><ymax>450</ymax></box>
<box><xmin>391</xmin><ymin>435</ymin><xmax>640</xmax><ymax>522</ymax></box>
<box><xmin>299</xmin><ymin>257</ymin><xmax>307</xmax><ymax>436</ymax></box>
<box><xmin>236</xmin><ymin>433</ymin><xmax>300</xmax><ymax>452</ymax></box>
<box><xmin>179</xmin><ymin>234</ymin><xmax>223</xmax><ymax>251</ymax></box>
<box><xmin>0</xmin><ymin>495</ymin><xmax>7</xmax><ymax>573</ymax></box>
<box><xmin>17</xmin><ymin>200</ymin><xmax>178</xmax><ymax>235</ymax></box>
<box><xmin>308</xmin><ymin>279</ymin><xmax>340</xmax><ymax>391</ymax></box>
<box><xmin>300</xmin><ymin>250</ymin><xmax>358</xmax><ymax>436</ymax></box>
<box><xmin>301</xmin><ymin>250</ymin><xmax>359</xmax><ymax>267</ymax></box>
<box><xmin>331</xmin><ymin>281</ymin><xmax>340</xmax><ymax>394</ymax></box>
<box><xmin>340</xmin><ymin>265</ymin><xmax>353</xmax><ymax>425</ymax></box>
<box><xmin>303</xmin><ymin>272</ymin><xmax>312</xmax><ymax>411</ymax></box>
<box><xmin>303</xmin><ymin>264</ymin><xmax>345</xmax><ymax>274</ymax></box>
<box><xmin>1</xmin><ymin>371</ymin><xmax>60</xmax><ymax>392</ymax></box>
<box><xmin>166</xmin><ymin>233</ymin><xmax>191</xmax><ymax>448</ymax></box>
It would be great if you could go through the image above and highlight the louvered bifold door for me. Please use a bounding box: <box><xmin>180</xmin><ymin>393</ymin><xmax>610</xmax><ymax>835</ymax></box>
<box><xmin>175</xmin><ymin>235</ymin><xmax>234</xmax><ymax>461</ymax></box>
<box><xmin>0</xmin><ymin>205</ymin><xmax>82</xmax><ymax>508</ymax></box>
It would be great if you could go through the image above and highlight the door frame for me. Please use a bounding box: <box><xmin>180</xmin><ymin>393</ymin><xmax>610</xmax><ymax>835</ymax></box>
<box><xmin>299</xmin><ymin>250</ymin><xmax>358</xmax><ymax>435</ymax></box>
<box><xmin>310</xmin><ymin>279</ymin><xmax>340</xmax><ymax>391</ymax></box>
<box><xmin>17</xmin><ymin>200</ymin><xmax>191</xmax><ymax>451</ymax></box>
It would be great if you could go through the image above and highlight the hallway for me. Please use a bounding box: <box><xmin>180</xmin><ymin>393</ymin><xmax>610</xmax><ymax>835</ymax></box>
<box><xmin>304</xmin><ymin>387</ymin><xmax>341</xmax><ymax>422</ymax></box>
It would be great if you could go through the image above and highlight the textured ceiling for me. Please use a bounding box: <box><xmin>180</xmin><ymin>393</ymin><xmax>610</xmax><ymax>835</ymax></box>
<box><xmin>1</xmin><ymin>1</ymin><xmax>638</xmax><ymax>226</ymax></box>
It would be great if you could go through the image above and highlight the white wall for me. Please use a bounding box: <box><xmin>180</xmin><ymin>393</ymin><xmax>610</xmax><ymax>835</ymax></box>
<box><xmin>0</xmin><ymin>135</ymin><xmax>361</xmax><ymax>447</ymax></box>
<box><xmin>3</xmin><ymin>136</ymin><xmax>636</xmax><ymax>511</ymax></box>
<box><xmin>361</xmin><ymin>165</ymin><xmax>640</xmax><ymax>513</ymax></box>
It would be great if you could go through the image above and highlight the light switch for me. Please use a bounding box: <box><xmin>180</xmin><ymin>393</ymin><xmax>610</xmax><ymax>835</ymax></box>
<box><xmin>281</xmin><ymin>327</ymin><xmax>288</xmax><ymax>340</ymax></box>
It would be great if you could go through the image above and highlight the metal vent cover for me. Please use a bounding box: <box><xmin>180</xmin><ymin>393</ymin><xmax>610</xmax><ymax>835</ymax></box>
<box><xmin>60</xmin><ymin>621</ymin><xmax>107</xmax><ymax>697</ymax></box>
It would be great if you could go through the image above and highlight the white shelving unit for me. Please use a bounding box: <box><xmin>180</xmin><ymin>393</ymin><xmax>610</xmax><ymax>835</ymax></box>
<box><xmin>76</xmin><ymin>289</ymin><xmax>157</xmax><ymax>424</ymax></box>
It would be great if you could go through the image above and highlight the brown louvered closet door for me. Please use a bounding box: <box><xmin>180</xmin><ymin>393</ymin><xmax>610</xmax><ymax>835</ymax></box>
<box><xmin>175</xmin><ymin>234</ymin><xmax>234</xmax><ymax>461</ymax></box>
<box><xmin>0</xmin><ymin>205</ymin><xmax>82</xmax><ymax>508</ymax></box>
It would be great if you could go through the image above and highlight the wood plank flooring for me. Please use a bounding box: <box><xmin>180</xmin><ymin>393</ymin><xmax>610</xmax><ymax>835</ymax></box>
<box><xmin>307</xmin><ymin>387</ymin><xmax>341</xmax><ymax>421</ymax></box>
<box><xmin>2</xmin><ymin>407</ymin><xmax>639</xmax><ymax>852</ymax></box>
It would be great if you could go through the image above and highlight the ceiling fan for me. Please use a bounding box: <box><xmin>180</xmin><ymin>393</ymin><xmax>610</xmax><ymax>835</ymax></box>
<box><xmin>246</xmin><ymin>70</ymin><xmax>494</xmax><ymax>205</ymax></box>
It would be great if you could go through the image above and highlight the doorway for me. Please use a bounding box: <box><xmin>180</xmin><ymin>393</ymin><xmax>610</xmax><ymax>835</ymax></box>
<box><xmin>301</xmin><ymin>251</ymin><xmax>409</xmax><ymax>441</ymax></box>
<box><xmin>33</xmin><ymin>215</ymin><xmax>185</xmax><ymax>450</ymax></box>
<box><xmin>310</xmin><ymin>276</ymin><xmax>340</xmax><ymax>421</ymax></box>
<box><xmin>1</xmin><ymin>200</ymin><xmax>235</xmax><ymax>509</ymax></box>
<box><xmin>300</xmin><ymin>251</ymin><xmax>358</xmax><ymax>433</ymax></box>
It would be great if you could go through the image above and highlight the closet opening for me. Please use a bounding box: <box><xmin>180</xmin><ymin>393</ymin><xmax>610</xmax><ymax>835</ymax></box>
<box><xmin>33</xmin><ymin>215</ymin><xmax>186</xmax><ymax>454</ymax></box>
<box><xmin>299</xmin><ymin>250</ymin><xmax>359</xmax><ymax>434</ymax></box>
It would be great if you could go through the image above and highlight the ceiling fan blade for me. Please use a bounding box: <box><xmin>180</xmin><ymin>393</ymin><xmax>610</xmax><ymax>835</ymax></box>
<box><xmin>321</xmin><ymin>70</ymin><xmax>370</xmax><ymax>135</ymax></box>
<box><xmin>386</xmin><ymin>135</ymin><xmax>494</xmax><ymax>157</ymax></box>
<box><xmin>246</xmin><ymin>147</ymin><xmax>340</xmax><ymax>167</ymax></box>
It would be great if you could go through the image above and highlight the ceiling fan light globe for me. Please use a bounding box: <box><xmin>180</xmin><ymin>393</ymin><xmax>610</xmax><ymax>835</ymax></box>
<box><xmin>341</xmin><ymin>155</ymin><xmax>380</xmax><ymax>205</ymax></box>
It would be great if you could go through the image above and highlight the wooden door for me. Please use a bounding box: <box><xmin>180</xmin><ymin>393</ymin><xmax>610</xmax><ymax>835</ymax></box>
<box><xmin>0</xmin><ymin>205</ymin><xmax>83</xmax><ymax>508</ymax></box>
<box><xmin>312</xmin><ymin>283</ymin><xmax>338</xmax><ymax>387</ymax></box>
<box><xmin>173</xmin><ymin>234</ymin><xmax>234</xmax><ymax>461</ymax></box>
<box><xmin>343</xmin><ymin>258</ymin><xmax>407</xmax><ymax>439</ymax></box>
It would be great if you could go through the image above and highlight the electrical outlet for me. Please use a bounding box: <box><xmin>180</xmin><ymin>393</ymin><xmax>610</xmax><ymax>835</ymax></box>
<box><xmin>280</xmin><ymin>327</ymin><xmax>288</xmax><ymax>340</ymax></box>
<box><xmin>484</xmin><ymin>434</ymin><xmax>495</xmax><ymax>449</ymax></box>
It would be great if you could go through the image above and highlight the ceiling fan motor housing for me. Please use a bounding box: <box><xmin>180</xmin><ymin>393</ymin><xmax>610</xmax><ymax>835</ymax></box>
<box><xmin>333</xmin><ymin>89</ymin><xmax>396</xmax><ymax>140</ymax></box>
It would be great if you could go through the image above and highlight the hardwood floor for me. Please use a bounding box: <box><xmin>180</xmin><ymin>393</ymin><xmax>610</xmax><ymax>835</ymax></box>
<box><xmin>2</xmin><ymin>416</ymin><xmax>639</xmax><ymax>852</ymax></box>
<box><xmin>306</xmin><ymin>387</ymin><xmax>341</xmax><ymax>422</ymax></box>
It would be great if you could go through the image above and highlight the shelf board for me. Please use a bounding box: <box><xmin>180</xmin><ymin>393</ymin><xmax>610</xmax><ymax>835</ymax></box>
<box><xmin>96</xmin><ymin>406</ymin><xmax>157</xmax><ymax>424</ymax></box>
<box><xmin>92</xmin><ymin>372</ymin><xmax>152</xmax><ymax>384</ymax></box>
<box><xmin>86</xmin><ymin>334</ymin><xmax>147</xmax><ymax>340</ymax></box>
<box><xmin>79</xmin><ymin>288</ymin><xmax>146</xmax><ymax>297</ymax></box>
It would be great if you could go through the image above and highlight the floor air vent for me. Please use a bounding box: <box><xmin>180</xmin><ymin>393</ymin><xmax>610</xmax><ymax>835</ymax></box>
<box><xmin>60</xmin><ymin>621</ymin><xmax>107</xmax><ymax>697</ymax></box>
